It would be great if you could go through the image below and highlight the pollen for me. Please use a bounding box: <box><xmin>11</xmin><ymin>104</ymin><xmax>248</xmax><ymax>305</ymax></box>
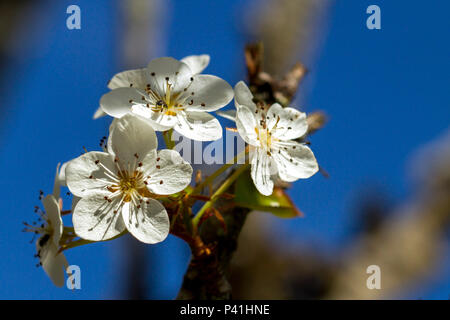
<box><xmin>165</xmin><ymin>110</ymin><xmax>177</xmax><ymax>116</ymax></box>
<box><xmin>255</xmin><ymin>127</ymin><xmax>272</xmax><ymax>151</ymax></box>
<box><xmin>108</xmin><ymin>170</ymin><xmax>149</xmax><ymax>202</ymax></box>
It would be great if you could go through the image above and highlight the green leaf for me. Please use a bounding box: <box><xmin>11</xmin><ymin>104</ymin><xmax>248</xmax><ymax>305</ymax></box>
<box><xmin>234</xmin><ymin>170</ymin><xmax>303</xmax><ymax>218</ymax></box>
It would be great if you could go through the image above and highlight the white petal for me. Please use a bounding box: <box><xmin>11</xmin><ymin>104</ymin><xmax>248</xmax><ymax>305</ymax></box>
<box><xmin>100</xmin><ymin>87</ymin><xmax>145</xmax><ymax>118</ymax></box>
<box><xmin>131</xmin><ymin>104</ymin><xmax>178</xmax><ymax>131</ymax></box>
<box><xmin>144</xmin><ymin>149</ymin><xmax>193</xmax><ymax>195</ymax></box>
<box><xmin>71</xmin><ymin>195</ymin><xmax>81</xmax><ymax>213</ymax></box>
<box><xmin>53</xmin><ymin>162</ymin><xmax>68</xmax><ymax>199</ymax></box>
<box><xmin>42</xmin><ymin>195</ymin><xmax>63</xmax><ymax>245</ymax></box>
<box><xmin>65</xmin><ymin>151</ymin><xmax>116</xmax><ymax>198</ymax></box>
<box><xmin>122</xmin><ymin>199</ymin><xmax>169</xmax><ymax>244</ymax></box>
<box><xmin>37</xmin><ymin>241</ymin><xmax>68</xmax><ymax>287</ymax></box>
<box><xmin>52</xmin><ymin>163</ymin><xmax>64</xmax><ymax>198</ymax></box>
<box><xmin>215</xmin><ymin>109</ymin><xmax>236</xmax><ymax>122</ymax></box>
<box><xmin>108</xmin><ymin>113</ymin><xmax>158</xmax><ymax>168</ymax></box>
<box><xmin>236</xmin><ymin>105</ymin><xmax>258</xmax><ymax>146</ymax></box>
<box><xmin>234</xmin><ymin>81</ymin><xmax>257</xmax><ymax>112</ymax></box>
<box><xmin>57</xmin><ymin>162</ymin><xmax>68</xmax><ymax>187</ymax></box>
<box><xmin>146</xmin><ymin>57</ymin><xmax>193</xmax><ymax>95</ymax></box>
<box><xmin>273</xmin><ymin>141</ymin><xmax>319</xmax><ymax>181</ymax></box>
<box><xmin>250</xmin><ymin>149</ymin><xmax>275</xmax><ymax>196</ymax></box>
<box><xmin>183</xmin><ymin>75</ymin><xmax>234</xmax><ymax>112</ymax></box>
<box><xmin>93</xmin><ymin>106</ymin><xmax>107</xmax><ymax>119</ymax></box>
<box><xmin>174</xmin><ymin>111</ymin><xmax>222</xmax><ymax>141</ymax></box>
<box><xmin>72</xmin><ymin>193</ymin><xmax>126</xmax><ymax>241</ymax></box>
<box><xmin>181</xmin><ymin>54</ymin><xmax>210</xmax><ymax>75</ymax></box>
<box><xmin>267</xmin><ymin>104</ymin><xmax>308</xmax><ymax>140</ymax></box>
<box><xmin>107</xmin><ymin>68</ymin><xmax>151</xmax><ymax>90</ymax></box>
<box><xmin>266</xmin><ymin>103</ymin><xmax>284</xmax><ymax>130</ymax></box>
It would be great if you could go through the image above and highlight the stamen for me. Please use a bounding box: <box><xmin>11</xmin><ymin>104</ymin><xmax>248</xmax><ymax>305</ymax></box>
<box><xmin>96</xmin><ymin>162</ymin><xmax>120</xmax><ymax>181</ymax></box>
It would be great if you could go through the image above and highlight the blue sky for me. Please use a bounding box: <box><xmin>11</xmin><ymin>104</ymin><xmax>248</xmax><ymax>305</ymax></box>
<box><xmin>0</xmin><ymin>0</ymin><xmax>448</xmax><ymax>299</ymax></box>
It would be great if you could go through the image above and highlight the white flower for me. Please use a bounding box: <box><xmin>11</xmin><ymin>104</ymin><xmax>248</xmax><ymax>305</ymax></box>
<box><xmin>24</xmin><ymin>193</ymin><xmax>68</xmax><ymax>287</ymax></box>
<box><xmin>98</xmin><ymin>56</ymin><xmax>233</xmax><ymax>141</ymax></box>
<box><xmin>65</xmin><ymin>113</ymin><xmax>193</xmax><ymax>244</ymax></box>
<box><xmin>234</xmin><ymin>81</ymin><xmax>319</xmax><ymax>196</ymax></box>
<box><xmin>94</xmin><ymin>55</ymin><xmax>211</xmax><ymax>120</ymax></box>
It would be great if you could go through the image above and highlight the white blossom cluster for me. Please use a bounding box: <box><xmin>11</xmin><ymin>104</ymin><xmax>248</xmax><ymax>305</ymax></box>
<box><xmin>27</xmin><ymin>55</ymin><xmax>318</xmax><ymax>285</ymax></box>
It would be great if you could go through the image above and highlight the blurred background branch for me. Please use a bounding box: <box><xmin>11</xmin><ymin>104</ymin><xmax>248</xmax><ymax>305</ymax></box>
<box><xmin>230</xmin><ymin>131</ymin><xmax>450</xmax><ymax>299</ymax></box>
<box><xmin>0</xmin><ymin>0</ymin><xmax>34</xmax><ymax>63</ymax></box>
<box><xmin>244</xmin><ymin>0</ymin><xmax>331</xmax><ymax>77</ymax></box>
<box><xmin>118</xmin><ymin>0</ymin><xmax>166</xmax><ymax>300</ymax></box>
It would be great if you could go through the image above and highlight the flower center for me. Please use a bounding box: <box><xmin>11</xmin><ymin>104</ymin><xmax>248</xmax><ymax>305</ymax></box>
<box><xmin>143</xmin><ymin>79</ymin><xmax>186</xmax><ymax>116</ymax></box>
<box><xmin>256</xmin><ymin>127</ymin><xmax>272</xmax><ymax>151</ymax></box>
<box><xmin>108</xmin><ymin>170</ymin><xmax>150</xmax><ymax>202</ymax></box>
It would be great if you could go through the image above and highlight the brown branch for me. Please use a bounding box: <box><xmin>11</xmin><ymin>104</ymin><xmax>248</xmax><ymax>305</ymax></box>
<box><xmin>177</xmin><ymin>202</ymin><xmax>250</xmax><ymax>300</ymax></box>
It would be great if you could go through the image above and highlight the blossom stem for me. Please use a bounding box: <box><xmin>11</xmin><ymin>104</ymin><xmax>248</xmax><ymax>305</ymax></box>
<box><xmin>163</xmin><ymin>129</ymin><xmax>175</xmax><ymax>149</ymax></box>
<box><xmin>59</xmin><ymin>231</ymin><xmax>127</xmax><ymax>252</ymax></box>
<box><xmin>61</xmin><ymin>210</ymin><xmax>72</xmax><ymax>216</ymax></box>
<box><xmin>192</xmin><ymin>163</ymin><xmax>250</xmax><ymax>229</ymax></box>
<box><xmin>187</xmin><ymin>146</ymin><xmax>249</xmax><ymax>196</ymax></box>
